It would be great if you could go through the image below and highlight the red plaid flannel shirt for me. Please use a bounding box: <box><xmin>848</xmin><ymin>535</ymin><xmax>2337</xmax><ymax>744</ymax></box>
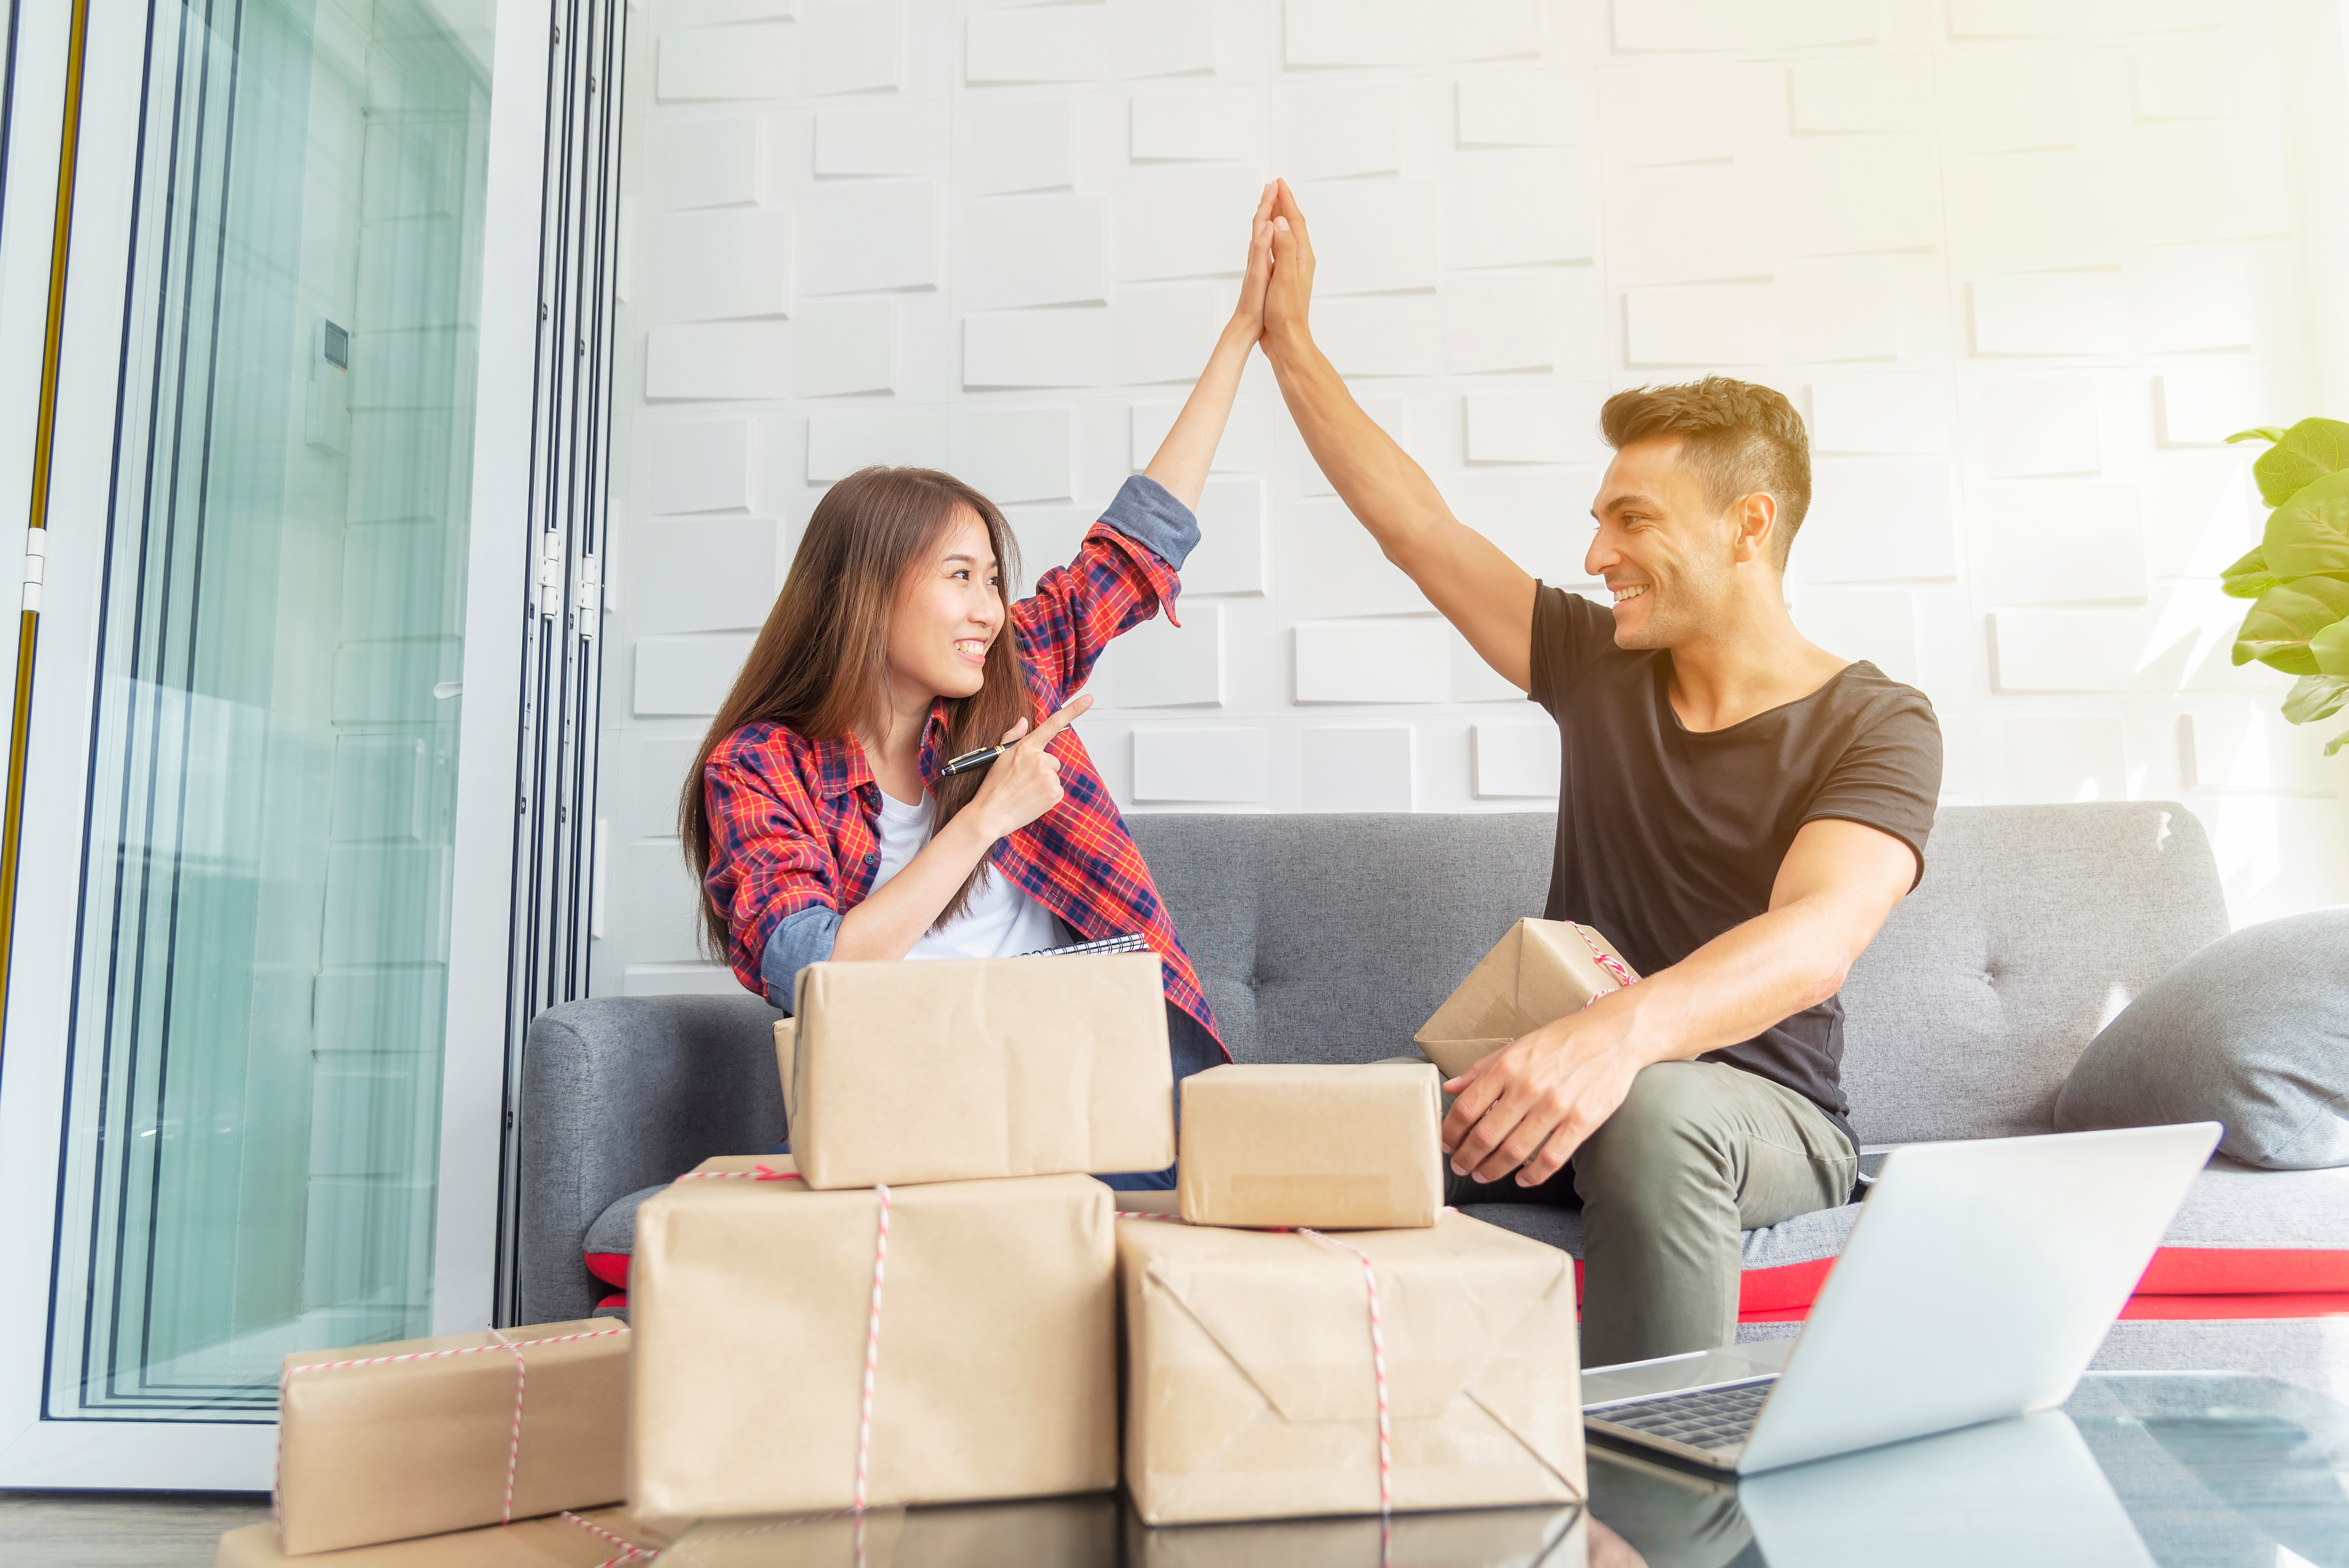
<box><xmin>701</xmin><ymin>521</ymin><xmax>1224</xmax><ymax>1053</ymax></box>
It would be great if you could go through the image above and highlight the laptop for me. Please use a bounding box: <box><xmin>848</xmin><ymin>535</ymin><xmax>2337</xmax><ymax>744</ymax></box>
<box><xmin>1580</xmin><ymin>1121</ymin><xmax>2220</xmax><ymax>1475</ymax></box>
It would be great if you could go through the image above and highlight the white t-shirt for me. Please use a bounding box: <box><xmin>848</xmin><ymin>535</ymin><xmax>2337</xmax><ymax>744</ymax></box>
<box><xmin>870</xmin><ymin>788</ymin><xmax>1065</xmax><ymax>960</ymax></box>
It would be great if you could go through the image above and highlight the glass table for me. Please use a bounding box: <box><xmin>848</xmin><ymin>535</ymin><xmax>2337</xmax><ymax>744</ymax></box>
<box><xmin>654</xmin><ymin>1373</ymin><xmax>2349</xmax><ymax>1566</ymax></box>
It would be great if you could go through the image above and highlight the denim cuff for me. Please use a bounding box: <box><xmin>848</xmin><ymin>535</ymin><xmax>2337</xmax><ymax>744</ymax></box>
<box><xmin>1100</xmin><ymin>473</ymin><xmax>1199</xmax><ymax>571</ymax></box>
<box><xmin>760</xmin><ymin>904</ymin><xmax>841</xmax><ymax>1013</ymax></box>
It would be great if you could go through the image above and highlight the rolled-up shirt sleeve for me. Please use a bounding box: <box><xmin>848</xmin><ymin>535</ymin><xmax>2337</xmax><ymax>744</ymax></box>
<box><xmin>702</xmin><ymin>755</ymin><xmax>843</xmax><ymax>1007</ymax></box>
<box><xmin>1016</xmin><ymin>474</ymin><xmax>1195</xmax><ymax>700</ymax></box>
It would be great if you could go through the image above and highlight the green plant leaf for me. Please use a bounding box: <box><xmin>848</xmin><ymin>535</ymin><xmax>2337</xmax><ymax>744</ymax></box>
<box><xmin>2221</xmin><ymin>546</ymin><xmax>2279</xmax><ymax>599</ymax></box>
<box><xmin>2282</xmin><ymin>672</ymin><xmax>2349</xmax><ymax>724</ymax></box>
<box><xmin>2250</xmin><ymin>417</ymin><xmax>2349</xmax><ymax>508</ymax></box>
<box><xmin>2316</xmin><ymin>620</ymin><xmax>2349</xmax><ymax>680</ymax></box>
<box><xmin>2233</xmin><ymin>576</ymin><xmax>2349</xmax><ymax>673</ymax></box>
<box><xmin>2330</xmin><ymin>725</ymin><xmax>2349</xmax><ymax>758</ymax></box>
<box><xmin>2262</xmin><ymin>468</ymin><xmax>2349</xmax><ymax>580</ymax></box>
<box><xmin>2284</xmin><ymin>672</ymin><xmax>2349</xmax><ymax>723</ymax></box>
<box><xmin>2227</xmin><ymin>426</ymin><xmax>2288</xmax><ymax>445</ymax></box>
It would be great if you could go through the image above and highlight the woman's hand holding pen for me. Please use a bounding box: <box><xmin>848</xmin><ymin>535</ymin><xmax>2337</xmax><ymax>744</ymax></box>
<box><xmin>970</xmin><ymin>694</ymin><xmax>1093</xmax><ymax>841</ymax></box>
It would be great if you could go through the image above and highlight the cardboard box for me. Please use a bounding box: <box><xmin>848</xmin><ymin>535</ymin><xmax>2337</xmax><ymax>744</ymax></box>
<box><xmin>788</xmin><ymin>954</ymin><xmax>1174</xmax><ymax>1188</ymax></box>
<box><xmin>219</xmin><ymin>1509</ymin><xmax>664</xmax><ymax>1567</ymax></box>
<box><xmin>1176</xmin><ymin>1064</ymin><xmax>1443</xmax><ymax>1230</ymax></box>
<box><xmin>655</xmin><ymin>1495</ymin><xmax>1117</xmax><ymax>1568</ymax></box>
<box><xmin>1125</xmin><ymin>1501</ymin><xmax>1588</xmax><ymax>1567</ymax></box>
<box><xmin>1414</xmin><ymin>919</ymin><xmax>1641</xmax><ymax>1079</ymax></box>
<box><xmin>1118</xmin><ymin>1211</ymin><xmax>1585</xmax><ymax>1525</ymax></box>
<box><xmin>274</xmin><ymin>1322</ymin><xmax>630</xmax><ymax>1556</ymax></box>
<box><xmin>629</xmin><ymin>1170</ymin><xmax>1118</xmax><ymax>1526</ymax></box>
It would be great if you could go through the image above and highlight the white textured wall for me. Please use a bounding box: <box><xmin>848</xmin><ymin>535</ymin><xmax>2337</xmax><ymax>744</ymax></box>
<box><xmin>596</xmin><ymin>0</ymin><xmax>2349</xmax><ymax>998</ymax></box>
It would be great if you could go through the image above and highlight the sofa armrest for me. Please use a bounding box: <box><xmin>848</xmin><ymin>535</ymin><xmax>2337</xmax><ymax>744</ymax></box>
<box><xmin>515</xmin><ymin>992</ymin><xmax>787</xmax><ymax>1325</ymax></box>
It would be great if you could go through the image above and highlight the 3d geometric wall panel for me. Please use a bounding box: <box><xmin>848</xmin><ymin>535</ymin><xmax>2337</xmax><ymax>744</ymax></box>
<box><xmin>600</xmin><ymin>0</ymin><xmax>2345</xmax><ymax>995</ymax></box>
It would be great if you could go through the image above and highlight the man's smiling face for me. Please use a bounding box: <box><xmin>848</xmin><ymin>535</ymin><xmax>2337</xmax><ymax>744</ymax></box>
<box><xmin>1584</xmin><ymin>437</ymin><xmax>1741</xmax><ymax>651</ymax></box>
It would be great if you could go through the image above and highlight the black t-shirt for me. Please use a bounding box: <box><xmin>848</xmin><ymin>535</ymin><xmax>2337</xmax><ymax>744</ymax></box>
<box><xmin>1528</xmin><ymin>585</ymin><xmax>1944</xmax><ymax>1144</ymax></box>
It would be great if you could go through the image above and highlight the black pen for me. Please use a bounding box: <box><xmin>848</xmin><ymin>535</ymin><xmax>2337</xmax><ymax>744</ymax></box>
<box><xmin>938</xmin><ymin>742</ymin><xmax>1011</xmax><ymax>778</ymax></box>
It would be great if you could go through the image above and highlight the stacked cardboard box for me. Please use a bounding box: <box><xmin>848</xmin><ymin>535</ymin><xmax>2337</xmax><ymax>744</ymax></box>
<box><xmin>236</xmin><ymin>1322</ymin><xmax>651</xmax><ymax>1563</ymax></box>
<box><xmin>240</xmin><ymin>926</ymin><xmax>1609</xmax><ymax>1557</ymax></box>
<box><xmin>1126</xmin><ymin>1058</ymin><xmax>1587</xmax><ymax>1525</ymax></box>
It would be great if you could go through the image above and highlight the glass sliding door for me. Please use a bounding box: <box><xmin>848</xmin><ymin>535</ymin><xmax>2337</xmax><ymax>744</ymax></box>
<box><xmin>41</xmin><ymin>0</ymin><xmax>492</xmax><ymax>1420</ymax></box>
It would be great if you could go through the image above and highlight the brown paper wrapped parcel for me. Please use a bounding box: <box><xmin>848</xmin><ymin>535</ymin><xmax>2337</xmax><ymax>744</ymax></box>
<box><xmin>219</xmin><ymin>1509</ymin><xmax>664</xmax><ymax>1568</ymax></box>
<box><xmin>1176</xmin><ymin>1063</ymin><xmax>1444</xmax><ymax>1230</ymax></box>
<box><xmin>629</xmin><ymin>1168</ymin><xmax>1118</xmax><ymax>1526</ymax></box>
<box><xmin>786</xmin><ymin>953</ymin><xmax>1174</xmax><ymax>1187</ymax></box>
<box><xmin>273</xmin><ymin>1320</ymin><xmax>630</xmax><ymax>1555</ymax></box>
<box><xmin>1118</xmin><ymin>1210</ymin><xmax>1586</xmax><ymax>1525</ymax></box>
<box><xmin>1413</xmin><ymin>918</ymin><xmax>1640</xmax><ymax>1079</ymax></box>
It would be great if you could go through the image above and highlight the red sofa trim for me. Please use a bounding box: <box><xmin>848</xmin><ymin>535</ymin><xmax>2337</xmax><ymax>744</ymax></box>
<box><xmin>2132</xmin><ymin>1248</ymin><xmax>2349</xmax><ymax>1296</ymax></box>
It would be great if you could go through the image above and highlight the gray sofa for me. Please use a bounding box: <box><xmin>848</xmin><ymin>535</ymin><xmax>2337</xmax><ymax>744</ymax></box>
<box><xmin>518</xmin><ymin>803</ymin><xmax>2349</xmax><ymax>1394</ymax></box>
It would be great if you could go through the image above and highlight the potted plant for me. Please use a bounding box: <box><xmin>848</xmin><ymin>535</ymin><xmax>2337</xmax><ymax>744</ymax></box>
<box><xmin>2223</xmin><ymin>418</ymin><xmax>2349</xmax><ymax>754</ymax></box>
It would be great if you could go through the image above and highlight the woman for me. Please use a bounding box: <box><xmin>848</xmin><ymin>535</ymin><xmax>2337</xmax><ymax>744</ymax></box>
<box><xmin>681</xmin><ymin>190</ymin><xmax>1279</xmax><ymax>1184</ymax></box>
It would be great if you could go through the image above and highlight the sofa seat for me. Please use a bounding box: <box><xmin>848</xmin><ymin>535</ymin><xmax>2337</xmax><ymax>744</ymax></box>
<box><xmin>1465</xmin><ymin>1156</ymin><xmax>2349</xmax><ymax>1327</ymax></box>
<box><xmin>573</xmin><ymin>1158</ymin><xmax>2349</xmax><ymax>1324</ymax></box>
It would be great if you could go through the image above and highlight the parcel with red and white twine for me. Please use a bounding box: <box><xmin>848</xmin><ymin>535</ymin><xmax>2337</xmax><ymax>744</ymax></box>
<box><xmin>1413</xmin><ymin>918</ymin><xmax>1641</xmax><ymax>1080</ymax></box>
<box><xmin>785</xmin><ymin>953</ymin><xmax>1174</xmax><ymax>1189</ymax></box>
<box><xmin>1115</xmin><ymin>1209</ymin><xmax>1585</xmax><ymax>1525</ymax></box>
<box><xmin>627</xmin><ymin>1166</ymin><xmax>1117</xmax><ymax>1528</ymax></box>
<box><xmin>272</xmin><ymin>1321</ymin><xmax>630</xmax><ymax>1556</ymax></box>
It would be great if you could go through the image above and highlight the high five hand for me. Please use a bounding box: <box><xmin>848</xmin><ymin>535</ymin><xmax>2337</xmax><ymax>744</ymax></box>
<box><xmin>970</xmin><ymin>694</ymin><xmax>1093</xmax><ymax>841</ymax></box>
<box><xmin>1263</xmin><ymin>178</ymin><xmax>1316</xmax><ymax>346</ymax></box>
<box><xmin>1230</xmin><ymin>182</ymin><xmax>1279</xmax><ymax>342</ymax></box>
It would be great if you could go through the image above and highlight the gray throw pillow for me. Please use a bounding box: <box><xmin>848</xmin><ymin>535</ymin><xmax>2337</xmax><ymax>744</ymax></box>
<box><xmin>2055</xmin><ymin>908</ymin><xmax>2349</xmax><ymax>1170</ymax></box>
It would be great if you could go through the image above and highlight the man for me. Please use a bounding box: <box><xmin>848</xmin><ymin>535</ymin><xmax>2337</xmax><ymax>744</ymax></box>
<box><xmin>1257</xmin><ymin>186</ymin><xmax>1942</xmax><ymax>1366</ymax></box>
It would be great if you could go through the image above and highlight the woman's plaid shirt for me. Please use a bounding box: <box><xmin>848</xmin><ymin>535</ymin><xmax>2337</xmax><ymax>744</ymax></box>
<box><xmin>700</xmin><ymin>496</ymin><xmax>1225</xmax><ymax>1053</ymax></box>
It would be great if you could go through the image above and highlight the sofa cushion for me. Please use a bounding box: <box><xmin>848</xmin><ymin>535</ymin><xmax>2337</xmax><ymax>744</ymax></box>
<box><xmin>2055</xmin><ymin>910</ymin><xmax>2349</xmax><ymax>1171</ymax></box>
<box><xmin>1127</xmin><ymin>813</ymin><xmax>1555</xmax><ymax>1066</ymax></box>
<box><xmin>1835</xmin><ymin>804</ymin><xmax>2228</xmax><ymax>1146</ymax></box>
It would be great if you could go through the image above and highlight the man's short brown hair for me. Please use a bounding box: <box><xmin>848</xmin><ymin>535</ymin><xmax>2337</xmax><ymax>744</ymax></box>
<box><xmin>1599</xmin><ymin>377</ymin><xmax>1812</xmax><ymax>567</ymax></box>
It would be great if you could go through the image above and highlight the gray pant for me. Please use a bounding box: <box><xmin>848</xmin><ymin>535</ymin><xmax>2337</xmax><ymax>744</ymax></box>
<box><xmin>1440</xmin><ymin>1058</ymin><xmax>1858</xmax><ymax>1368</ymax></box>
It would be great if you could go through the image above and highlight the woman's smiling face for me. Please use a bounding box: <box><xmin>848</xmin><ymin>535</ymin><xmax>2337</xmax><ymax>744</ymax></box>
<box><xmin>887</xmin><ymin>506</ymin><xmax>1003</xmax><ymax>703</ymax></box>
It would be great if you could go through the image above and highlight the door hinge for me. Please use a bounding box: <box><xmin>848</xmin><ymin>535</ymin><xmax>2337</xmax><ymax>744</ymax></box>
<box><xmin>575</xmin><ymin>555</ymin><xmax>602</xmax><ymax>637</ymax></box>
<box><xmin>536</xmin><ymin>531</ymin><xmax>563</xmax><ymax>618</ymax></box>
<box><xmin>21</xmin><ymin>527</ymin><xmax>46</xmax><ymax>615</ymax></box>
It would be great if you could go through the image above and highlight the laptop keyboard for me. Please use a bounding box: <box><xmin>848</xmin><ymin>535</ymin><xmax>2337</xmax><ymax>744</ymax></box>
<box><xmin>1589</xmin><ymin>1378</ymin><xmax>1774</xmax><ymax>1452</ymax></box>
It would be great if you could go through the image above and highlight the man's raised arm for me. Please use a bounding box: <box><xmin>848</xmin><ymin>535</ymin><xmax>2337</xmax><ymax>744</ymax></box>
<box><xmin>1260</xmin><ymin>182</ymin><xmax>1539</xmax><ymax>691</ymax></box>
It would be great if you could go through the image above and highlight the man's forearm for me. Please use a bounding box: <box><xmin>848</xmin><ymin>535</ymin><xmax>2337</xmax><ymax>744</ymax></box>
<box><xmin>1264</xmin><ymin>327</ymin><xmax>1453</xmax><ymax>558</ymax></box>
<box><xmin>1597</xmin><ymin>896</ymin><xmax>1859</xmax><ymax>1070</ymax></box>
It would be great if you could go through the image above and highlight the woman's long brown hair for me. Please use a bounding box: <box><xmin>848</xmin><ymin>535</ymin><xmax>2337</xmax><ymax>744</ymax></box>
<box><xmin>680</xmin><ymin>466</ymin><xmax>1031</xmax><ymax>955</ymax></box>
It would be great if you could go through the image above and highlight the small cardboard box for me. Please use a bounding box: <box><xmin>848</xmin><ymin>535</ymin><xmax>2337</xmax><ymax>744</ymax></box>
<box><xmin>1117</xmin><ymin>1211</ymin><xmax>1586</xmax><ymax>1525</ymax></box>
<box><xmin>219</xmin><ymin>1509</ymin><xmax>663</xmax><ymax>1567</ymax></box>
<box><xmin>1176</xmin><ymin>1063</ymin><xmax>1443</xmax><ymax>1230</ymax></box>
<box><xmin>273</xmin><ymin>1322</ymin><xmax>630</xmax><ymax>1556</ymax></box>
<box><xmin>788</xmin><ymin>954</ymin><xmax>1174</xmax><ymax>1188</ymax></box>
<box><xmin>1413</xmin><ymin>919</ymin><xmax>1641</xmax><ymax>1079</ymax></box>
<box><xmin>628</xmin><ymin>1169</ymin><xmax>1118</xmax><ymax>1526</ymax></box>
<box><xmin>655</xmin><ymin>1495</ymin><xmax>1117</xmax><ymax>1567</ymax></box>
